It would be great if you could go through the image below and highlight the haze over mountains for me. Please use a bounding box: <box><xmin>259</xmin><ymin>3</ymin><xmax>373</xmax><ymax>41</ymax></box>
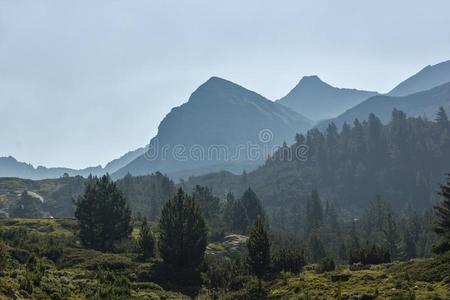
<box><xmin>320</xmin><ymin>82</ymin><xmax>450</xmax><ymax>128</ymax></box>
<box><xmin>2</xmin><ymin>59</ymin><xmax>450</xmax><ymax>180</ymax></box>
<box><xmin>0</xmin><ymin>147</ymin><xmax>146</xmax><ymax>180</ymax></box>
<box><xmin>320</xmin><ymin>60</ymin><xmax>450</xmax><ymax>128</ymax></box>
<box><xmin>277</xmin><ymin>75</ymin><xmax>378</xmax><ymax>121</ymax></box>
<box><xmin>113</xmin><ymin>77</ymin><xmax>312</xmax><ymax>179</ymax></box>
<box><xmin>388</xmin><ymin>60</ymin><xmax>450</xmax><ymax>96</ymax></box>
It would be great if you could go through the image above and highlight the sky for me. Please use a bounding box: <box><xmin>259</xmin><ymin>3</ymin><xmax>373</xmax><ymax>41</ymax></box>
<box><xmin>1</xmin><ymin>0</ymin><xmax>449</xmax><ymax>169</ymax></box>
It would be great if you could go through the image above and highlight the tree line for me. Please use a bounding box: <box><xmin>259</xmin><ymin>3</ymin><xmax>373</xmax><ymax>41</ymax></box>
<box><xmin>73</xmin><ymin>171</ymin><xmax>450</xmax><ymax>297</ymax></box>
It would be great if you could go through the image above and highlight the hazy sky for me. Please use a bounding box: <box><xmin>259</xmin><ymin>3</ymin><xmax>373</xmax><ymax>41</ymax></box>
<box><xmin>1</xmin><ymin>0</ymin><xmax>449</xmax><ymax>169</ymax></box>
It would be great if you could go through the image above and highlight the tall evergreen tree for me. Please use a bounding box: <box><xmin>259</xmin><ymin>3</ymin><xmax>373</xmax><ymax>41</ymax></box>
<box><xmin>305</xmin><ymin>189</ymin><xmax>323</xmax><ymax>236</ymax></box>
<box><xmin>436</xmin><ymin>106</ymin><xmax>449</xmax><ymax>124</ymax></box>
<box><xmin>307</xmin><ymin>233</ymin><xmax>326</xmax><ymax>263</ymax></box>
<box><xmin>230</xmin><ymin>199</ymin><xmax>249</xmax><ymax>233</ymax></box>
<box><xmin>247</xmin><ymin>217</ymin><xmax>271</xmax><ymax>295</ymax></box>
<box><xmin>240</xmin><ymin>188</ymin><xmax>265</xmax><ymax>225</ymax></box>
<box><xmin>434</xmin><ymin>173</ymin><xmax>450</xmax><ymax>253</ymax></box>
<box><xmin>402</xmin><ymin>229</ymin><xmax>417</xmax><ymax>260</ymax></box>
<box><xmin>74</xmin><ymin>175</ymin><xmax>132</xmax><ymax>251</ymax></box>
<box><xmin>158</xmin><ymin>188</ymin><xmax>208</xmax><ymax>268</ymax></box>
<box><xmin>383</xmin><ymin>212</ymin><xmax>400</xmax><ymax>260</ymax></box>
<box><xmin>192</xmin><ymin>185</ymin><xmax>220</xmax><ymax>220</ymax></box>
<box><xmin>137</xmin><ymin>218</ymin><xmax>155</xmax><ymax>260</ymax></box>
<box><xmin>223</xmin><ymin>192</ymin><xmax>235</xmax><ymax>227</ymax></box>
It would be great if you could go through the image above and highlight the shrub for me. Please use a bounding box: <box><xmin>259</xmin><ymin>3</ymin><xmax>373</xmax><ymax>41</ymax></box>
<box><xmin>0</xmin><ymin>241</ymin><xmax>8</xmax><ymax>269</ymax></box>
<box><xmin>201</xmin><ymin>255</ymin><xmax>235</xmax><ymax>291</ymax></box>
<box><xmin>318</xmin><ymin>256</ymin><xmax>335</xmax><ymax>273</ymax></box>
<box><xmin>19</xmin><ymin>272</ymin><xmax>34</xmax><ymax>294</ymax></box>
<box><xmin>87</xmin><ymin>270</ymin><xmax>131</xmax><ymax>299</ymax></box>
<box><xmin>81</xmin><ymin>253</ymin><xmax>134</xmax><ymax>271</ymax></box>
<box><xmin>137</xmin><ymin>219</ymin><xmax>155</xmax><ymax>260</ymax></box>
<box><xmin>271</xmin><ymin>245</ymin><xmax>306</xmax><ymax>274</ymax></box>
<box><xmin>349</xmin><ymin>243</ymin><xmax>390</xmax><ymax>265</ymax></box>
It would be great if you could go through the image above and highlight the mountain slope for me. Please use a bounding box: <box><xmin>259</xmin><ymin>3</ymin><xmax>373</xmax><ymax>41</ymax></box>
<box><xmin>388</xmin><ymin>60</ymin><xmax>450</xmax><ymax>96</ymax></box>
<box><xmin>185</xmin><ymin>111</ymin><xmax>450</xmax><ymax>214</ymax></box>
<box><xmin>0</xmin><ymin>146</ymin><xmax>146</xmax><ymax>180</ymax></box>
<box><xmin>319</xmin><ymin>82</ymin><xmax>450</xmax><ymax>128</ymax></box>
<box><xmin>277</xmin><ymin>76</ymin><xmax>378</xmax><ymax>121</ymax></box>
<box><xmin>114</xmin><ymin>77</ymin><xmax>313</xmax><ymax>179</ymax></box>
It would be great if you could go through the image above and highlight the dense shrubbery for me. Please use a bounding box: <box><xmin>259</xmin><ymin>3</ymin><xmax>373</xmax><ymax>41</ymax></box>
<box><xmin>318</xmin><ymin>256</ymin><xmax>335</xmax><ymax>273</ymax></box>
<box><xmin>349</xmin><ymin>243</ymin><xmax>391</xmax><ymax>265</ymax></box>
<box><xmin>271</xmin><ymin>245</ymin><xmax>306</xmax><ymax>274</ymax></box>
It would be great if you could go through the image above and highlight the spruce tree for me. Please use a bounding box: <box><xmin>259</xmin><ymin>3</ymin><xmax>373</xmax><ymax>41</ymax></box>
<box><xmin>158</xmin><ymin>188</ymin><xmax>207</xmax><ymax>268</ymax></box>
<box><xmin>222</xmin><ymin>192</ymin><xmax>235</xmax><ymax>228</ymax></box>
<box><xmin>240</xmin><ymin>188</ymin><xmax>265</xmax><ymax>225</ymax></box>
<box><xmin>247</xmin><ymin>217</ymin><xmax>271</xmax><ymax>295</ymax></box>
<box><xmin>383</xmin><ymin>212</ymin><xmax>400</xmax><ymax>260</ymax></box>
<box><xmin>402</xmin><ymin>229</ymin><xmax>417</xmax><ymax>260</ymax></box>
<box><xmin>74</xmin><ymin>175</ymin><xmax>132</xmax><ymax>251</ymax></box>
<box><xmin>192</xmin><ymin>185</ymin><xmax>220</xmax><ymax>220</ymax></box>
<box><xmin>434</xmin><ymin>173</ymin><xmax>450</xmax><ymax>253</ymax></box>
<box><xmin>307</xmin><ymin>233</ymin><xmax>326</xmax><ymax>263</ymax></box>
<box><xmin>137</xmin><ymin>218</ymin><xmax>155</xmax><ymax>260</ymax></box>
<box><xmin>436</xmin><ymin>107</ymin><xmax>449</xmax><ymax>124</ymax></box>
<box><xmin>305</xmin><ymin>189</ymin><xmax>323</xmax><ymax>236</ymax></box>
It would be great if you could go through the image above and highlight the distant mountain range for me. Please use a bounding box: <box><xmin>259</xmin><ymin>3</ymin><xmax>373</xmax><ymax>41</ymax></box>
<box><xmin>2</xmin><ymin>59</ymin><xmax>450</xmax><ymax>181</ymax></box>
<box><xmin>388</xmin><ymin>60</ymin><xmax>450</xmax><ymax>96</ymax></box>
<box><xmin>113</xmin><ymin>77</ymin><xmax>312</xmax><ymax>179</ymax></box>
<box><xmin>319</xmin><ymin>82</ymin><xmax>450</xmax><ymax>129</ymax></box>
<box><xmin>318</xmin><ymin>60</ymin><xmax>450</xmax><ymax>128</ymax></box>
<box><xmin>0</xmin><ymin>147</ymin><xmax>145</xmax><ymax>180</ymax></box>
<box><xmin>277</xmin><ymin>75</ymin><xmax>378</xmax><ymax>121</ymax></box>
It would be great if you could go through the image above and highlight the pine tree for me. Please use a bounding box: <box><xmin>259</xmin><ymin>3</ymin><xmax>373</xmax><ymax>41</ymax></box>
<box><xmin>247</xmin><ymin>217</ymin><xmax>271</xmax><ymax>295</ymax></box>
<box><xmin>240</xmin><ymin>188</ymin><xmax>265</xmax><ymax>225</ymax></box>
<box><xmin>436</xmin><ymin>107</ymin><xmax>449</xmax><ymax>125</ymax></box>
<box><xmin>223</xmin><ymin>192</ymin><xmax>235</xmax><ymax>228</ymax></box>
<box><xmin>307</xmin><ymin>233</ymin><xmax>326</xmax><ymax>263</ymax></box>
<box><xmin>158</xmin><ymin>188</ymin><xmax>207</xmax><ymax>268</ymax></box>
<box><xmin>74</xmin><ymin>175</ymin><xmax>132</xmax><ymax>251</ymax></box>
<box><xmin>230</xmin><ymin>199</ymin><xmax>249</xmax><ymax>234</ymax></box>
<box><xmin>192</xmin><ymin>185</ymin><xmax>220</xmax><ymax>220</ymax></box>
<box><xmin>137</xmin><ymin>218</ymin><xmax>155</xmax><ymax>260</ymax></box>
<box><xmin>305</xmin><ymin>189</ymin><xmax>323</xmax><ymax>236</ymax></box>
<box><xmin>434</xmin><ymin>173</ymin><xmax>450</xmax><ymax>253</ymax></box>
<box><xmin>383</xmin><ymin>212</ymin><xmax>400</xmax><ymax>260</ymax></box>
<box><xmin>402</xmin><ymin>229</ymin><xmax>417</xmax><ymax>260</ymax></box>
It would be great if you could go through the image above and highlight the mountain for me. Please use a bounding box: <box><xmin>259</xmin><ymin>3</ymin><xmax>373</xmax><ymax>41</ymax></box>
<box><xmin>0</xmin><ymin>147</ymin><xmax>146</xmax><ymax>180</ymax></box>
<box><xmin>0</xmin><ymin>156</ymin><xmax>102</xmax><ymax>180</ymax></box>
<box><xmin>103</xmin><ymin>147</ymin><xmax>146</xmax><ymax>174</ymax></box>
<box><xmin>184</xmin><ymin>111</ymin><xmax>450</xmax><ymax>213</ymax></box>
<box><xmin>320</xmin><ymin>82</ymin><xmax>450</xmax><ymax>128</ymax></box>
<box><xmin>388</xmin><ymin>60</ymin><xmax>450</xmax><ymax>96</ymax></box>
<box><xmin>277</xmin><ymin>76</ymin><xmax>378</xmax><ymax>121</ymax></box>
<box><xmin>113</xmin><ymin>77</ymin><xmax>313</xmax><ymax>179</ymax></box>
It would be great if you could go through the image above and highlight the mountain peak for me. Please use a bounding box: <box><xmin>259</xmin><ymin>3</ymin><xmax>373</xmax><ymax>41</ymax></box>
<box><xmin>278</xmin><ymin>76</ymin><xmax>378</xmax><ymax>121</ymax></box>
<box><xmin>388</xmin><ymin>59</ymin><xmax>450</xmax><ymax>96</ymax></box>
<box><xmin>188</xmin><ymin>76</ymin><xmax>255</xmax><ymax>104</ymax></box>
<box><xmin>297</xmin><ymin>75</ymin><xmax>331</xmax><ymax>89</ymax></box>
<box><xmin>199</xmin><ymin>76</ymin><xmax>238</xmax><ymax>90</ymax></box>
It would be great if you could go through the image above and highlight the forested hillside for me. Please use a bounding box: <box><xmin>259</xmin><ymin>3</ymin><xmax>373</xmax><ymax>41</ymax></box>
<box><xmin>185</xmin><ymin>108</ymin><xmax>450</xmax><ymax>214</ymax></box>
<box><xmin>0</xmin><ymin>173</ymin><xmax>176</xmax><ymax>220</ymax></box>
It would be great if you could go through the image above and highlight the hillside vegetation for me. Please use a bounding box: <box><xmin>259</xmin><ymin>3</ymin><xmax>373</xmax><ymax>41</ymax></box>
<box><xmin>0</xmin><ymin>218</ymin><xmax>449</xmax><ymax>299</ymax></box>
